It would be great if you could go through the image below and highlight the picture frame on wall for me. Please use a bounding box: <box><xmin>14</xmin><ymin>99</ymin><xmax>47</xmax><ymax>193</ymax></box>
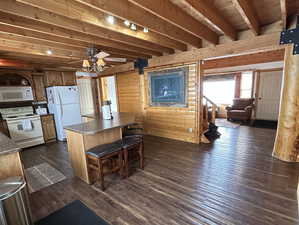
<box><xmin>148</xmin><ymin>67</ymin><xmax>188</xmax><ymax>107</ymax></box>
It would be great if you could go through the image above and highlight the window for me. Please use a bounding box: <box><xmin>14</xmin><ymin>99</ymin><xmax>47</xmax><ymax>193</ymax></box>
<box><xmin>240</xmin><ymin>72</ymin><xmax>253</xmax><ymax>98</ymax></box>
<box><xmin>203</xmin><ymin>79</ymin><xmax>235</xmax><ymax>104</ymax></box>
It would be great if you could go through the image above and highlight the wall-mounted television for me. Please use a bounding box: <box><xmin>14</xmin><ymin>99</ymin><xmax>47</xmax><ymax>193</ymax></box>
<box><xmin>148</xmin><ymin>67</ymin><xmax>188</xmax><ymax>107</ymax></box>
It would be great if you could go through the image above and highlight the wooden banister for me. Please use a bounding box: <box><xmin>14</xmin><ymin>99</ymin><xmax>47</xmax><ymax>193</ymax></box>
<box><xmin>202</xmin><ymin>95</ymin><xmax>217</xmax><ymax>124</ymax></box>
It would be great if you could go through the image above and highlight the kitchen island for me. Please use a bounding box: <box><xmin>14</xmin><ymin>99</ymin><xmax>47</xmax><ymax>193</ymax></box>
<box><xmin>64</xmin><ymin>112</ymin><xmax>136</xmax><ymax>184</ymax></box>
<box><xmin>0</xmin><ymin>133</ymin><xmax>24</xmax><ymax>180</ymax></box>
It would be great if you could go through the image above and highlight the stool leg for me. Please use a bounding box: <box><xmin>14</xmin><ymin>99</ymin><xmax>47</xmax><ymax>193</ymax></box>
<box><xmin>123</xmin><ymin>148</ymin><xmax>129</xmax><ymax>178</ymax></box>
<box><xmin>98</xmin><ymin>160</ymin><xmax>105</xmax><ymax>191</ymax></box>
<box><xmin>118</xmin><ymin>152</ymin><xmax>123</xmax><ymax>177</ymax></box>
<box><xmin>139</xmin><ymin>141</ymin><xmax>144</xmax><ymax>170</ymax></box>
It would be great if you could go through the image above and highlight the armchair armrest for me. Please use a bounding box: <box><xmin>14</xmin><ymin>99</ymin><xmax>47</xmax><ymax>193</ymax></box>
<box><xmin>245</xmin><ymin>105</ymin><xmax>253</xmax><ymax>111</ymax></box>
<box><xmin>225</xmin><ymin>106</ymin><xmax>232</xmax><ymax>111</ymax></box>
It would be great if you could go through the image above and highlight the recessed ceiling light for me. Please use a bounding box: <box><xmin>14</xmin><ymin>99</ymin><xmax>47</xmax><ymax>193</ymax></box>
<box><xmin>143</xmin><ymin>27</ymin><xmax>149</xmax><ymax>33</ymax></box>
<box><xmin>124</xmin><ymin>20</ymin><xmax>130</xmax><ymax>27</ymax></box>
<box><xmin>130</xmin><ymin>24</ymin><xmax>137</xmax><ymax>31</ymax></box>
<box><xmin>47</xmin><ymin>50</ymin><xmax>52</xmax><ymax>55</ymax></box>
<box><xmin>106</xmin><ymin>15</ymin><xmax>115</xmax><ymax>24</ymax></box>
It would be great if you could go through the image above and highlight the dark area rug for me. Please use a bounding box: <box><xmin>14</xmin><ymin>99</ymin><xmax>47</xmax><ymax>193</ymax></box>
<box><xmin>35</xmin><ymin>200</ymin><xmax>110</xmax><ymax>225</ymax></box>
<box><xmin>252</xmin><ymin>120</ymin><xmax>277</xmax><ymax>129</ymax></box>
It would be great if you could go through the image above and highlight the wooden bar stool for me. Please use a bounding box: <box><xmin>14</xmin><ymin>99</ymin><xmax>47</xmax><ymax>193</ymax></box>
<box><xmin>122</xmin><ymin>135</ymin><xmax>144</xmax><ymax>178</ymax></box>
<box><xmin>86</xmin><ymin>140</ymin><xmax>123</xmax><ymax>191</ymax></box>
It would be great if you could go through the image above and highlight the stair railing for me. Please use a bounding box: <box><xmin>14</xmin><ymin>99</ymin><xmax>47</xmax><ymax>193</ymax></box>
<box><xmin>203</xmin><ymin>96</ymin><xmax>217</xmax><ymax>124</ymax></box>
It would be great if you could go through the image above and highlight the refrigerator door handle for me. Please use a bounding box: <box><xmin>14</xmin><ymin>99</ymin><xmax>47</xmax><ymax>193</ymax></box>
<box><xmin>58</xmin><ymin>91</ymin><xmax>64</xmax><ymax>118</ymax></box>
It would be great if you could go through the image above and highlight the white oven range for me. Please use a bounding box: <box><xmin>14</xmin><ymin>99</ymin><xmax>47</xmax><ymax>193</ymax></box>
<box><xmin>0</xmin><ymin>106</ymin><xmax>45</xmax><ymax>148</ymax></box>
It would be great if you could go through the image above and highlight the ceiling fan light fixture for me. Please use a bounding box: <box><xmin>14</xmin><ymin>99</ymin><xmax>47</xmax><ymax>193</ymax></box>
<box><xmin>124</xmin><ymin>20</ymin><xmax>130</xmax><ymax>27</ymax></box>
<box><xmin>97</xmin><ymin>58</ymin><xmax>106</xmax><ymax>66</ymax></box>
<box><xmin>82</xmin><ymin>59</ymin><xmax>90</xmax><ymax>68</ymax></box>
<box><xmin>143</xmin><ymin>27</ymin><xmax>149</xmax><ymax>33</ymax></box>
<box><xmin>106</xmin><ymin>15</ymin><xmax>115</xmax><ymax>25</ymax></box>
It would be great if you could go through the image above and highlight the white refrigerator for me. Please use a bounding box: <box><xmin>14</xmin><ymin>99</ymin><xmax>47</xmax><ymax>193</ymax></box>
<box><xmin>46</xmin><ymin>86</ymin><xmax>82</xmax><ymax>141</ymax></box>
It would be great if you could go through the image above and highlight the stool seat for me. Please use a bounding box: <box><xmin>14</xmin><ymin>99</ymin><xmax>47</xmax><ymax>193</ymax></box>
<box><xmin>86</xmin><ymin>140</ymin><xmax>122</xmax><ymax>158</ymax></box>
<box><xmin>122</xmin><ymin>136</ymin><xmax>142</xmax><ymax>149</ymax></box>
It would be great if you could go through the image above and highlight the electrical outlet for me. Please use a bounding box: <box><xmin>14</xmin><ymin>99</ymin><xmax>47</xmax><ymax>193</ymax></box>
<box><xmin>188</xmin><ymin>128</ymin><xmax>193</xmax><ymax>133</ymax></box>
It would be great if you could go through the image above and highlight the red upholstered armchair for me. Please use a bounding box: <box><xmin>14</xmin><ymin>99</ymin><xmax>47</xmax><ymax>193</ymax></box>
<box><xmin>226</xmin><ymin>98</ymin><xmax>254</xmax><ymax>122</ymax></box>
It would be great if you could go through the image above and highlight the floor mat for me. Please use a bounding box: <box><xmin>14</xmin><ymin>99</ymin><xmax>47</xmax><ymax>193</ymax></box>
<box><xmin>35</xmin><ymin>200</ymin><xmax>110</xmax><ymax>225</ymax></box>
<box><xmin>25</xmin><ymin>162</ymin><xmax>66</xmax><ymax>193</ymax></box>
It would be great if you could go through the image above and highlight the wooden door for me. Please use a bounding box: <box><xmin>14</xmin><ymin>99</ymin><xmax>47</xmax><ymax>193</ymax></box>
<box><xmin>62</xmin><ymin>71</ymin><xmax>77</xmax><ymax>86</ymax></box>
<box><xmin>44</xmin><ymin>71</ymin><xmax>63</xmax><ymax>87</ymax></box>
<box><xmin>256</xmin><ymin>70</ymin><xmax>283</xmax><ymax>121</ymax></box>
<box><xmin>41</xmin><ymin>115</ymin><xmax>56</xmax><ymax>142</ymax></box>
<box><xmin>77</xmin><ymin>78</ymin><xmax>96</xmax><ymax>115</ymax></box>
<box><xmin>32</xmin><ymin>75</ymin><xmax>47</xmax><ymax>101</ymax></box>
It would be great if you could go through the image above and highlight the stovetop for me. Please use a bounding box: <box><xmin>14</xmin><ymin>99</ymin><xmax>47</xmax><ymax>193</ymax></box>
<box><xmin>0</xmin><ymin>106</ymin><xmax>39</xmax><ymax>121</ymax></box>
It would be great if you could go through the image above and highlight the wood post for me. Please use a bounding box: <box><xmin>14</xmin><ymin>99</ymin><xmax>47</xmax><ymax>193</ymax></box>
<box><xmin>272</xmin><ymin>44</ymin><xmax>299</xmax><ymax>162</ymax></box>
<box><xmin>234</xmin><ymin>73</ymin><xmax>241</xmax><ymax>98</ymax></box>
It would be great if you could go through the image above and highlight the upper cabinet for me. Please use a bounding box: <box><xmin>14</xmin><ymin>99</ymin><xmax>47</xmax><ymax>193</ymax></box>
<box><xmin>62</xmin><ymin>71</ymin><xmax>76</xmax><ymax>86</ymax></box>
<box><xmin>32</xmin><ymin>74</ymin><xmax>47</xmax><ymax>101</ymax></box>
<box><xmin>44</xmin><ymin>71</ymin><xmax>76</xmax><ymax>87</ymax></box>
<box><xmin>44</xmin><ymin>71</ymin><xmax>63</xmax><ymax>87</ymax></box>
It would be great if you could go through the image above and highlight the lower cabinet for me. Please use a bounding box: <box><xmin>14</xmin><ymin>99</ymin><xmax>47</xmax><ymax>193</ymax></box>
<box><xmin>41</xmin><ymin>114</ymin><xmax>56</xmax><ymax>143</ymax></box>
<box><xmin>0</xmin><ymin>120</ymin><xmax>10</xmax><ymax>137</ymax></box>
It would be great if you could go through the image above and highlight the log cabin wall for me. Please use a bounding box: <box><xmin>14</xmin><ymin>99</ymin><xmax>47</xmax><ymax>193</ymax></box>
<box><xmin>116</xmin><ymin>72</ymin><xmax>144</xmax><ymax>126</ymax></box>
<box><xmin>144</xmin><ymin>64</ymin><xmax>198</xmax><ymax>143</ymax></box>
<box><xmin>116</xmin><ymin>64</ymin><xmax>199</xmax><ymax>143</ymax></box>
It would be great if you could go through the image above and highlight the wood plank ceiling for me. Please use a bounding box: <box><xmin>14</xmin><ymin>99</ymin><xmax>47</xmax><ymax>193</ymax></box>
<box><xmin>0</xmin><ymin>0</ymin><xmax>297</xmax><ymax>70</ymax></box>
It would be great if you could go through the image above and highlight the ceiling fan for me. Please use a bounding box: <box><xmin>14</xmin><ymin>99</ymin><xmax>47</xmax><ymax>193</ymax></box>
<box><xmin>82</xmin><ymin>46</ymin><xmax>127</xmax><ymax>73</ymax></box>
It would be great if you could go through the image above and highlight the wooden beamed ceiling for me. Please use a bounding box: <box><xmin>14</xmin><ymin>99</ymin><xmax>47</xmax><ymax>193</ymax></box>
<box><xmin>231</xmin><ymin>0</ymin><xmax>260</xmax><ymax>35</ymax></box>
<box><xmin>0</xmin><ymin>12</ymin><xmax>159</xmax><ymax>57</ymax></box>
<box><xmin>182</xmin><ymin>0</ymin><xmax>237</xmax><ymax>40</ymax></box>
<box><xmin>0</xmin><ymin>0</ymin><xmax>297</xmax><ymax>70</ymax></box>
<box><xmin>280</xmin><ymin>0</ymin><xmax>287</xmax><ymax>29</ymax></box>
<box><xmin>13</xmin><ymin>0</ymin><xmax>183</xmax><ymax>51</ymax></box>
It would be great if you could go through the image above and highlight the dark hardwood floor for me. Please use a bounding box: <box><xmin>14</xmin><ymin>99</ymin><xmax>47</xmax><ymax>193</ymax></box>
<box><xmin>21</xmin><ymin>126</ymin><xmax>299</xmax><ymax>225</ymax></box>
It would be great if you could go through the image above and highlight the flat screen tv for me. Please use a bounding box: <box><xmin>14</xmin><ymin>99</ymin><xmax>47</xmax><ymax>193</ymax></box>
<box><xmin>149</xmin><ymin>67</ymin><xmax>188</xmax><ymax>107</ymax></box>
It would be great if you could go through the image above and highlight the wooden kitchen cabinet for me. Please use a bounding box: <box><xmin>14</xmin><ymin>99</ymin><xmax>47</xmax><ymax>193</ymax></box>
<box><xmin>44</xmin><ymin>71</ymin><xmax>63</xmax><ymax>87</ymax></box>
<box><xmin>32</xmin><ymin>74</ymin><xmax>47</xmax><ymax>101</ymax></box>
<box><xmin>0</xmin><ymin>120</ymin><xmax>10</xmax><ymax>137</ymax></box>
<box><xmin>62</xmin><ymin>71</ymin><xmax>76</xmax><ymax>86</ymax></box>
<box><xmin>41</xmin><ymin>114</ymin><xmax>56</xmax><ymax>143</ymax></box>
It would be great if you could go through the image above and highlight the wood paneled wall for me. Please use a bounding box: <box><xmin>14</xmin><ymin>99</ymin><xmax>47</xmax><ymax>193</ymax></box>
<box><xmin>116</xmin><ymin>65</ymin><xmax>199</xmax><ymax>143</ymax></box>
<box><xmin>116</xmin><ymin>72</ymin><xmax>144</xmax><ymax>125</ymax></box>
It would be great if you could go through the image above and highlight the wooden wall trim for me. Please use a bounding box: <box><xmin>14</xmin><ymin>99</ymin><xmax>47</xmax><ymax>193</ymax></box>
<box><xmin>100</xmin><ymin>32</ymin><xmax>283</xmax><ymax>76</ymax></box>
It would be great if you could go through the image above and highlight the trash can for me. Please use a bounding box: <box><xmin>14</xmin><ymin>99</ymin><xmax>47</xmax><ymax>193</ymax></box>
<box><xmin>0</xmin><ymin>176</ymin><xmax>33</xmax><ymax>225</ymax></box>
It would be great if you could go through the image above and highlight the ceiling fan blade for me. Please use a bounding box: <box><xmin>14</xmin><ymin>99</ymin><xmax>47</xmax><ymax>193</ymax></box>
<box><xmin>104</xmin><ymin>57</ymin><xmax>127</xmax><ymax>62</ymax></box>
<box><xmin>94</xmin><ymin>51</ymin><xmax>110</xmax><ymax>59</ymax></box>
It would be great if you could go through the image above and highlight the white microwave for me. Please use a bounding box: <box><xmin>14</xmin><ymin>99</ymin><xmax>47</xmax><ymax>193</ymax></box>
<box><xmin>0</xmin><ymin>86</ymin><xmax>34</xmax><ymax>102</ymax></box>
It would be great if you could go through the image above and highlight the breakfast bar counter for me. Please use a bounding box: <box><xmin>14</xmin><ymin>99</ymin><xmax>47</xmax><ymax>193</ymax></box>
<box><xmin>64</xmin><ymin>112</ymin><xmax>136</xmax><ymax>184</ymax></box>
<box><xmin>0</xmin><ymin>133</ymin><xmax>24</xmax><ymax>180</ymax></box>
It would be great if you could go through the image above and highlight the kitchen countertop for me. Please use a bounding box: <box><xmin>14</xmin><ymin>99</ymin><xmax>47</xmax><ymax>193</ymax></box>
<box><xmin>0</xmin><ymin>133</ymin><xmax>21</xmax><ymax>156</ymax></box>
<box><xmin>81</xmin><ymin>113</ymin><xmax>97</xmax><ymax>119</ymax></box>
<box><xmin>64</xmin><ymin>112</ymin><xmax>137</xmax><ymax>135</ymax></box>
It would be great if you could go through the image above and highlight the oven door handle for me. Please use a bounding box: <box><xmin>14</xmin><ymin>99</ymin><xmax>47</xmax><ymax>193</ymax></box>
<box><xmin>58</xmin><ymin>92</ymin><xmax>63</xmax><ymax>118</ymax></box>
